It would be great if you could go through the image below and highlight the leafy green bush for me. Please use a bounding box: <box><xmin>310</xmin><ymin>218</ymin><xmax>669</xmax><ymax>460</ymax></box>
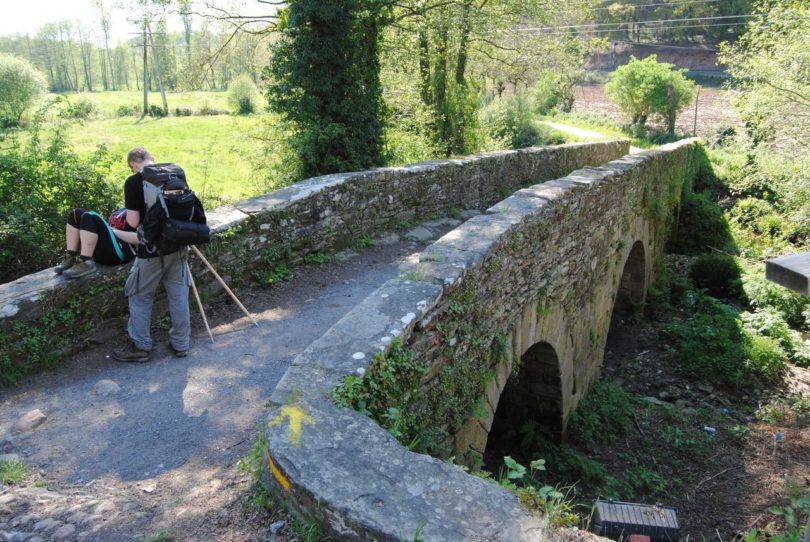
<box><xmin>148</xmin><ymin>104</ymin><xmax>167</xmax><ymax>118</ymax></box>
<box><xmin>741</xmin><ymin>265</ymin><xmax>810</xmax><ymax>329</ymax></box>
<box><xmin>689</xmin><ymin>253</ymin><xmax>742</xmax><ymax>299</ymax></box>
<box><xmin>198</xmin><ymin>102</ymin><xmax>226</xmax><ymax>116</ymax></box>
<box><xmin>0</xmin><ymin>116</ymin><xmax>118</xmax><ymax>282</ymax></box>
<box><xmin>605</xmin><ymin>55</ymin><xmax>694</xmax><ymax>133</ymax></box>
<box><xmin>741</xmin><ymin>309</ymin><xmax>810</xmax><ymax>367</ymax></box>
<box><xmin>61</xmin><ymin>97</ymin><xmax>98</xmax><ymax>120</ymax></box>
<box><xmin>0</xmin><ymin>53</ymin><xmax>47</xmax><ymax>126</ymax></box>
<box><xmin>530</xmin><ymin>68</ymin><xmax>578</xmax><ymax>115</ymax></box>
<box><xmin>662</xmin><ymin>300</ymin><xmax>786</xmax><ymax>384</ymax></box>
<box><xmin>227</xmin><ymin>74</ymin><xmax>262</xmax><ymax>115</ymax></box>
<box><xmin>568</xmin><ymin>381</ymin><xmax>635</xmax><ymax>446</ymax></box>
<box><xmin>481</xmin><ymin>95</ymin><xmax>544</xmax><ymax>149</ymax></box>
<box><xmin>116</xmin><ymin>104</ymin><xmax>139</xmax><ymax>117</ymax></box>
<box><xmin>671</xmin><ymin>192</ymin><xmax>734</xmax><ymax>255</ymax></box>
<box><xmin>730</xmin><ymin>197</ymin><xmax>775</xmax><ymax>229</ymax></box>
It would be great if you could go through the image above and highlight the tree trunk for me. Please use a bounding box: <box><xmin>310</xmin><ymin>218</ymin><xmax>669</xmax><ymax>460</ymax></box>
<box><xmin>418</xmin><ymin>31</ymin><xmax>431</xmax><ymax>106</ymax></box>
<box><xmin>77</xmin><ymin>26</ymin><xmax>93</xmax><ymax>92</ymax></box>
<box><xmin>454</xmin><ymin>1</ymin><xmax>472</xmax><ymax>86</ymax></box>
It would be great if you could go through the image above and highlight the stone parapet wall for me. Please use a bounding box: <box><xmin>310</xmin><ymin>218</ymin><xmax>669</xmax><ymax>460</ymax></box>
<box><xmin>264</xmin><ymin>139</ymin><xmax>705</xmax><ymax>540</ymax></box>
<box><xmin>0</xmin><ymin>141</ymin><xmax>627</xmax><ymax>377</ymax></box>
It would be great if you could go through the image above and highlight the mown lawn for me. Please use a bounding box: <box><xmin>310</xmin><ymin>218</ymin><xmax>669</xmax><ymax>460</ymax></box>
<box><xmin>66</xmin><ymin>114</ymin><xmax>270</xmax><ymax>204</ymax></box>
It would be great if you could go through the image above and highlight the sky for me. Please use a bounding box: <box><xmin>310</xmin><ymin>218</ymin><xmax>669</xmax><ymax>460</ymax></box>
<box><xmin>0</xmin><ymin>0</ymin><xmax>276</xmax><ymax>45</ymax></box>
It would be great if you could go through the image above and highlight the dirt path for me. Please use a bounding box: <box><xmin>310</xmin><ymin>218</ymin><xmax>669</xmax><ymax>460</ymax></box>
<box><xmin>0</xmin><ymin>219</ymin><xmax>460</xmax><ymax>542</ymax></box>
<box><xmin>538</xmin><ymin>121</ymin><xmax>644</xmax><ymax>154</ymax></box>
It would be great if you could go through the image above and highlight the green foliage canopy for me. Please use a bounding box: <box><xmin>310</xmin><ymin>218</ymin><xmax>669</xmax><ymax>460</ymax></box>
<box><xmin>265</xmin><ymin>0</ymin><xmax>389</xmax><ymax>178</ymax></box>
<box><xmin>719</xmin><ymin>0</ymin><xmax>810</xmax><ymax>149</ymax></box>
<box><xmin>605</xmin><ymin>55</ymin><xmax>694</xmax><ymax>133</ymax></box>
<box><xmin>0</xmin><ymin>53</ymin><xmax>47</xmax><ymax>126</ymax></box>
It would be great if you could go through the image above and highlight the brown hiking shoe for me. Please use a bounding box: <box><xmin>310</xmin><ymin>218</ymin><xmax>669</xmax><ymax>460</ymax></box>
<box><xmin>63</xmin><ymin>259</ymin><xmax>97</xmax><ymax>279</ymax></box>
<box><xmin>55</xmin><ymin>254</ymin><xmax>77</xmax><ymax>275</ymax></box>
<box><xmin>112</xmin><ymin>341</ymin><xmax>151</xmax><ymax>363</ymax></box>
<box><xmin>168</xmin><ymin>343</ymin><xmax>188</xmax><ymax>358</ymax></box>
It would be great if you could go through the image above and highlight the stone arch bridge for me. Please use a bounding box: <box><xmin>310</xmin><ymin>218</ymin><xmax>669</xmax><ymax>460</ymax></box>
<box><xmin>0</xmin><ymin>137</ymin><xmax>705</xmax><ymax>541</ymax></box>
<box><xmin>263</xmin><ymin>139</ymin><xmax>705</xmax><ymax>541</ymax></box>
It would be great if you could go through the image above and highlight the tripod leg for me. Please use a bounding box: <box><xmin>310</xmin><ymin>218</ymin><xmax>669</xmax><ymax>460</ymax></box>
<box><xmin>190</xmin><ymin>245</ymin><xmax>259</xmax><ymax>327</ymax></box>
<box><xmin>189</xmin><ymin>267</ymin><xmax>214</xmax><ymax>343</ymax></box>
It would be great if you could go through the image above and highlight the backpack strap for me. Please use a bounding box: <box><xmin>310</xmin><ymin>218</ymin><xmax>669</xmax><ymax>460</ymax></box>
<box><xmin>85</xmin><ymin>211</ymin><xmax>126</xmax><ymax>262</ymax></box>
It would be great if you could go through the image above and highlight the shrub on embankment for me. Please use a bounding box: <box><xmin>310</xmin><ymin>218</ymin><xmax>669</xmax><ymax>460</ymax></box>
<box><xmin>333</xmin><ymin>140</ymin><xmax>704</xmax><ymax>459</ymax></box>
<box><xmin>656</xmin><ymin>139</ymin><xmax>810</xmax><ymax>387</ymax></box>
<box><xmin>0</xmin><ymin>116</ymin><xmax>118</xmax><ymax>283</ymax></box>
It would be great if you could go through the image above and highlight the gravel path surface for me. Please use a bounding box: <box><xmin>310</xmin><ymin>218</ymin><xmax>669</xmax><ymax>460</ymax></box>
<box><xmin>0</xmin><ymin>220</ymin><xmax>460</xmax><ymax>541</ymax></box>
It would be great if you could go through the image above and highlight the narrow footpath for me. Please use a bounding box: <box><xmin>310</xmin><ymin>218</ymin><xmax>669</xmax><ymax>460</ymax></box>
<box><xmin>0</xmin><ymin>218</ymin><xmax>461</xmax><ymax>542</ymax></box>
<box><xmin>538</xmin><ymin>121</ymin><xmax>644</xmax><ymax>154</ymax></box>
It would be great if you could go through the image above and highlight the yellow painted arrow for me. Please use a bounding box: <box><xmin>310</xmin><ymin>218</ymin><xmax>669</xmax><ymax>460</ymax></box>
<box><xmin>268</xmin><ymin>404</ymin><xmax>315</xmax><ymax>447</ymax></box>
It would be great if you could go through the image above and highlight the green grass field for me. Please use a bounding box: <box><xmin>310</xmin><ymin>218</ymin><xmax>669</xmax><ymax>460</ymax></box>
<box><xmin>51</xmin><ymin>90</ymin><xmax>233</xmax><ymax>118</ymax></box>
<box><xmin>67</xmin><ymin>114</ymin><xmax>269</xmax><ymax>204</ymax></box>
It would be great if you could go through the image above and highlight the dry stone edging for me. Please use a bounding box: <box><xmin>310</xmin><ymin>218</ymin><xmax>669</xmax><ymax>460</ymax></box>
<box><xmin>0</xmin><ymin>485</ymin><xmax>139</xmax><ymax>542</ymax></box>
<box><xmin>263</xmin><ymin>140</ymin><xmax>702</xmax><ymax>541</ymax></box>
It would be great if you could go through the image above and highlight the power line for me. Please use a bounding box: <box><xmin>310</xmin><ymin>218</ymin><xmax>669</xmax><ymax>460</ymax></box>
<box><xmin>588</xmin><ymin>0</ymin><xmax>722</xmax><ymax>12</ymax></box>
<box><xmin>518</xmin><ymin>14</ymin><xmax>755</xmax><ymax>32</ymax></box>
<box><xmin>524</xmin><ymin>21</ymin><xmax>751</xmax><ymax>37</ymax></box>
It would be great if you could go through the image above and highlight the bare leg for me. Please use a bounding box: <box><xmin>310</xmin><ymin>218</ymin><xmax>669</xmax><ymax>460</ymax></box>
<box><xmin>79</xmin><ymin>230</ymin><xmax>98</xmax><ymax>258</ymax></box>
<box><xmin>65</xmin><ymin>224</ymin><xmax>80</xmax><ymax>252</ymax></box>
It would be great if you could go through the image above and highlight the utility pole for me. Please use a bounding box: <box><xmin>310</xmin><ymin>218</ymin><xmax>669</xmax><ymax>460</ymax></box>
<box><xmin>142</xmin><ymin>25</ymin><xmax>148</xmax><ymax>117</ymax></box>
<box><xmin>147</xmin><ymin>22</ymin><xmax>169</xmax><ymax>114</ymax></box>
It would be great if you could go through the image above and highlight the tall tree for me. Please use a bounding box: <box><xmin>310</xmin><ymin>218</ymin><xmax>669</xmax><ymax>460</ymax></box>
<box><xmin>266</xmin><ymin>0</ymin><xmax>390</xmax><ymax>178</ymax></box>
<box><xmin>94</xmin><ymin>0</ymin><xmax>116</xmax><ymax>90</ymax></box>
<box><xmin>719</xmin><ymin>0</ymin><xmax>809</xmax><ymax>149</ymax></box>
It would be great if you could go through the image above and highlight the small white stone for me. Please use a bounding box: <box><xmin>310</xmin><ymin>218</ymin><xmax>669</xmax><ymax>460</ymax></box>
<box><xmin>380</xmin><ymin>293</ymin><xmax>389</xmax><ymax>299</ymax></box>
<box><xmin>14</xmin><ymin>409</ymin><xmax>47</xmax><ymax>432</ymax></box>
<box><xmin>259</xmin><ymin>236</ymin><xmax>267</xmax><ymax>243</ymax></box>
<box><xmin>449</xmin><ymin>337</ymin><xmax>457</xmax><ymax>346</ymax></box>
<box><xmin>401</xmin><ymin>313</ymin><xmax>416</xmax><ymax>325</ymax></box>
<box><xmin>352</xmin><ymin>352</ymin><xmax>365</xmax><ymax>360</ymax></box>
<box><xmin>390</xmin><ymin>329</ymin><xmax>401</xmax><ymax>337</ymax></box>
<box><xmin>141</xmin><ymin>483</ymin><xmax>156</xmax><ymax>493</ymax></box>
<box><xmin>355</xmin><ymin>368</ymin><xmax>365</xmax><ymax>376</ymax></box>
<box><xmin>259</xmin><ymin>223</ymin><xmax>271</xmax><ymax>230</ymax></box>
<box><xmin>0</xmin><ymin>304</ymin><xmax>19</xmax><ymax>319</ymax></box>
<box><xmin>380</xmin><ymin>336</ymin><xmax>392</xmax><ymax>344</ymax></box>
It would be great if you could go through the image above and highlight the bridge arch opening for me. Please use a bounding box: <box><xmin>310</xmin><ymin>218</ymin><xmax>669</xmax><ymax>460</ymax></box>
<box><xmin>614</xmin><ymin>240</ymin><xmax>646</xmax><ymax>319</ymax></box>
<box><xmin>483</xmin><ymin>341</ymin><xmax>563</xmax><ymax>472</ymax></box>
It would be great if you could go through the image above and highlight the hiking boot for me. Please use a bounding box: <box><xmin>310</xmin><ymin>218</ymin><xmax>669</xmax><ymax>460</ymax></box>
<box><xmin>63</xmin><ymin>259</ymin><xmax>97</xmax><ymax>279</ymax></box>
<box><xmin>168</xmin><ymin>343</ymin><xmax>188</xmax><ymax>358</ymax></box>
<box><xmin>112</xmin><ymin>341</ymin><xmax>151</xmax><ymax>363</ymax></box>
<box><xmin>55</xmin><ymin>254</ymin><xmax>77</xmax><ymax>275</ymax></box>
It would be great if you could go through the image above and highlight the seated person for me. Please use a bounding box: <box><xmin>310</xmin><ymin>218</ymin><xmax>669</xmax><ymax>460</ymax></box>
<box><xmin>55</xmin><ymin>208</ymin><xmax>138</xmax><ymax>279</ymax></box>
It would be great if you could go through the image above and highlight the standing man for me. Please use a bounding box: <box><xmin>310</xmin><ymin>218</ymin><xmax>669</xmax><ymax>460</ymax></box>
<box><xmin>112</xmin><ymin>147</ymin><xmax>191</xmax><ymax>362</ymax></box>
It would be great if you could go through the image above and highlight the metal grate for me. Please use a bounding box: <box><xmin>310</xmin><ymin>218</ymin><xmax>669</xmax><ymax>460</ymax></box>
<box><xmin>591</xmin><ymin>500</ymin><xmax>680</xmax><ymax>542</ymax></box>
